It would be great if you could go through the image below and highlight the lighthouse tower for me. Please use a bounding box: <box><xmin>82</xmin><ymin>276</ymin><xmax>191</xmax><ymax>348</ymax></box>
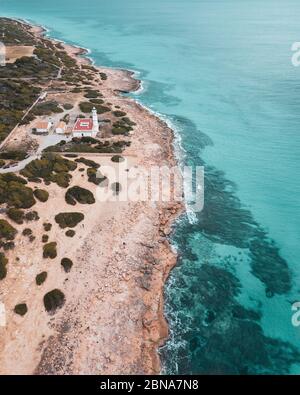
<box><xmin>92</xmin><ymin>107</ymin><xmax>99</xmax><ymax>137</ymax></box>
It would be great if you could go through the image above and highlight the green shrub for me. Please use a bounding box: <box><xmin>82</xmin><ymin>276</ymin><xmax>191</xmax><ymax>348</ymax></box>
<box><xmin>63</xmin><ymin>154</ymin><xmax>78</xmax><ymax>158</ymax></box>
<box><xmin>87</xmin><ymin>167</ymin><xmax>108</xmax><ymax>186</ymax></box>
<box><xmin>51</xmin><ymin>172</ymin><xmax>72</xmax><ymax>188</ymax></box>
<box><xmin>43</xmin><ymin>289</ymin><xmax>65</xmax><ymax>313</ymax></box>
<box><xmin>89</xmin><ymin>98</ymin><xmax>104</xmax><ymax>105</ymax></box>
<box><xmin>61</xmin><ymin>257</ymin><xmax>73</xmax><ymax>273</ymax></box>
<box><xmin>95</xmin><ymin>105</ymin><xmax>110</xmax><ymax>114</ymax></box>
<box><xmin>65</xmin><ymin>193</ymin><xmax>76</xmax><ymax>206</ymax></box>
<box><xmin>14</xmin><ymin>303</ymin><xmax>28</xmax><ymax>316</ymax></box>
<box><xmin>22</xmin><ymin>228</ymin><xmax>32</xmax><ymax>237</ymax></box>
<box><xmin>112</xmin><ymin>126</ymin><xmax>130</xmax><ymax>135</ymax></box>
<box><xmin>0</xmin><ymin>173</ymin><xmax>35</xmax><ymax>209</ymax></box>
<box><xmin>33</xmin><ymin>189</ymin><xmax>49</xmax><ymax>202</ymax></box>
<box><xmin>55</xmin><ymin>212</ymin><xmax>84</xmax><ymax>228</ymax></box>
<box><xmin>7</xmin><ymin>208</ymin><xmax>24</xmax><ymax>224</ymax></box>
<box><xmin>43</xmin><ymin>223</ymin><xmax>52</xmax><ymax>232</ymax></box>
<box><xmin>79</xmin><ymin>101</ymin><xmax>110</xmax><ymax>114</ymax></box>
<box><xmin>0</xmin><ymin>253</ymin><xmax>8</xmax><ymax>280</ymax></box>
<box><xmin>77</xmin><ymin>136</ymin><xmax>98</xmax><ymax>144</ymax></box>
<box><xmin>111</xmin><ymin>118</ymin><xmax>134</xmax><ymax>135</ymax></box>
<box><xmin>62</xmin><ymin>103</ymin><xmax>73</xmax><ymax>110</ymax></box>
<box><xmin>122</xmin><ymin>117</ymin><xmax>136</xmax><ymax>126</ymax></box>
<box><xmin>42</xmin><ymin>234</ymin><xmax>49</xmax><ymax>243</ymax></box>
<box><xmin>65</xmin><ymin>229</ymin><xmax>75</xmax><ymax>237</ymax></box>
<box><xmin>25</xmin><ymin>211</ymin><xmax>39</xmax><ymax>221</ymax></box>
<box><xmin>0</xmin><ymin>220</ymin><xmax>17</xmax><ymax>240</ymax></box>
<box><xmin>79</xmin><ymin>101</ymin><xmax>94</xmax><ymax>113</ymax></box>
<box><xmin>0</xmin><ymin>151</ymin><xmax>28</xmax><ymax>161</ymax></box>
<box><xmin>65</xmin><ymin>186</ymin><xmax>95</xmax><ymax>205</ymax></box>
<box><xmin>84</xmin><ymin>89</ymin><xmax>101</xmax><ymax>99</ymax></box>
<box><xmin>1</xmin><ymin>241</ymin><xmax>15</xmax><ymax>251</ymax></box>
<box><xmin>33</xmin><ymin>101</ymin><xmax>63</xmax><ymax>116</ymax></box>
<box><xmin>21</xmin><ymin>154</ymin><xmax>77</xmax><ymax>188</ymax></box>
<box><xmin>111</xmin><ymin>155</ymin><xmax>125</xmax><ymax>163</ymax></box>
<box><xmin>27</xmin><ymin>177</ymin><xmax>42</xmax><ymax>183</ymax></box>
<box><xmin>0</xmin><ymin>173</ymin><xmax>27</xmax><ymax>184</ymax></box>
<box><xmin>43</xmin><ymin>242</ymin><xmax>57</xmax><ymax>259</ymax></box>
<box><xmin>113</xmin><ymin>110</ymin><xmax>126</xmax><ymax>117</ymax></box>
<box><xmin>36</xmin><ymin>271</ymin><xmax>47</xmax><ymax>285</ymax></box>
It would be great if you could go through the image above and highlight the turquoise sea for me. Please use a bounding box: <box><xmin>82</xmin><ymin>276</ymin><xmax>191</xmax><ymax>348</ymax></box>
<box><xmin>1</xmin><ymin>0</ymin><xmax>300</xmax><ymax>374</ymax></box>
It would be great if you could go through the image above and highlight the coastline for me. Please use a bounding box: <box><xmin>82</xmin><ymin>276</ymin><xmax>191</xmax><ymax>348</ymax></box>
<box><xmin>0</xmin><ymin>18</ymin><xmax>184</xmax><ymax>374</ymax></box>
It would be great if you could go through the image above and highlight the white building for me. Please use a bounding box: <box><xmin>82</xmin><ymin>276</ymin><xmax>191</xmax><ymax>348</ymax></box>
<box><xmin>72</xmin><ymin>107</ymin><xmax>99</xmax><ymax>138</ymax></box>
<box><xmin>33</xmin><ymin>121</ymin><xmax>52</xmax><ymax>134</ymax></box>
<box><xmin>56</xmin><ymin>121</ymin><xmax>67</xmax><ymax>134</ymax></box>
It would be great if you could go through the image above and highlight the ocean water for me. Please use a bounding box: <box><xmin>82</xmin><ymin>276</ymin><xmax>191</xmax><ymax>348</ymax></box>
<box><xmin>1</xmin><ymin>0</ymin><xmax>300</xmax><ymax>374</ymax></box>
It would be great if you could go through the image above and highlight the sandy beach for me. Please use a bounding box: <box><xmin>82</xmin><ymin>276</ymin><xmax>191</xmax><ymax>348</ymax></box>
<box><xmin>0</xmin><ymin>19</ymin><xmax>184</xmax><ymax>374</ymax></box>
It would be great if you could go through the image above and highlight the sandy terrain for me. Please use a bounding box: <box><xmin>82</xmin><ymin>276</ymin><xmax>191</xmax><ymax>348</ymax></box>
<box><xmin>5</xmin><ymin>46</ymin><xmax>35</xmax><ymax>63</ymax></box>
<box><xmin>0</xmin><ymin>20</ymin><xmax>183</xmax><ymax>375</ymax></box>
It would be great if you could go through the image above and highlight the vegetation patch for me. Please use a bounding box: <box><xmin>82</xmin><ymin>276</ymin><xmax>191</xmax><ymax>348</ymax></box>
<box><xmin>0</xmin><ymin>219</ymin><xmax>17</xmax><ymax>241</ymax></box>
<box><xmin>0</xmin><ymin>241</ymin><xmax>15</xmax><ymax>251</ymax></box>
<box><xmin>61</xmin><ymin>258</ymin><xmax>73</xmax><ymax>273</ymax></box>
<box><xmin>24</xmin><ymin>211</ymin><xmax>39</xmax><ymax>221</ymax></box>
<box><xmin>84</xmin><ymin>89</ymin><xmax>102</xmax><ymax>99</ymax></box>
<box><xmin>0</xmin><ymin>173</ymin><xmax>35</xmax><ymax>209</ymax></box>
<box><xmin>0</xmin><ymin>80</ymin><xmax>41</xmax><ymax>143</ymax></box>
<box><xmin>79</xmin><ymin>101</ymin><xmax>110</xmax><ymax>114</ymax></box>
<box><xmin>7</xmin><ymin>208</ymin><xmax>24</xmax><ymax>224</ymax></box>
<box><xmin>113</xmin><ymin>110</ymin><xmax>127</xmax><ymax>118</ymax></box>
<box><xmin>36</xmin><ymin>271</ymin><xmax>47</xmax><ymax>286</ymax></box>
<box><xmin>0</xmin><ymin>151</ymin><xmax>28</xmax><ymax>161</ymax></box>
<box><xmin>62</xmin><ymin>103</ymin><xmax>73</xmax><ymax>110</ymax></box>
<box><xmin>55</xmin><ymin>212</ymin><xmax>84</xmax><ymax>229</ymax></box>
<box><xmin>43</xmin><ymin>223</ymin><xmax>52</xmax><ymax>232</ymax></box>
<box><xmin>33</xmin><ymin>189</ymin><xmax>49</xmax><ymax>202</ymax></box>
<box><xmin>42</xmin><ymin>234</ymin><xmax>49</xmax><ymax>243</ymax></box>
<box><xmin>43</xmin><ymin>242</ymin><xmax>57</xmax><ymax>259</ymax></box>
<box><xmin>65</xmin><ymin>186</ymin><xmax>95</xmax><ymax>205</ymax></box>
<box><xmin>112</xmin><ymin>117</ymin><xmax>135</xmax><ymax>135</ymax></box>
<box><xmin>89</xmin><ymin>98</ymin><xmax>104</xmax><ymax>105</ymax></box>
<box><xmin>100</xmin><ymin>72</ymin><xmax>107</xmax><ymax>80</ymax></box>
<box><xmin>45</xmin><ymin>139</ymin><xmax>130</xmax><ymax>154</ymax></box>
<box><xmin>87</xmin><ymin>168</ymin><xmax>108</xmax><ymax>186</ymax></box>
<box><xmin>65</xmin><ymin>229</ymin><xmax>75</xmax><ymax>238</ymax></box>
<box><xmin>32</xmin><ymin>101</ymin><xmax>63</xmax><ymax>116</ymax></box>
<box><xmin>0</xmin><ymin>253</ymin><xmax>8</xmax><ymax>280</ymax></box>
<box><xmin>14</xmin><ymin>303</ymin><xmax>28</xmax><ymax>316</ymax></box>
<box><xmin>22</xmin><ymin>228</ymin><xmax>32</xmax><ymax>237</ymax></box>
<box><xmin>43</xmin><ymin>289</ymin><xmax>65</xmax><ymax>314</ymax></box>
<box><xmin>111</xmin><ymin>155</ymin><xmax>125</xmax><ymax>163</ymax></box>
<box><xmin>21</xmin><ymin>154</ymin><xmax>77</xmax><ymax>188</ymax></box>
<box><xmin>75</xmin><ymin>157</ymin><xmax>100</xmax><ymax>169</ymax></box>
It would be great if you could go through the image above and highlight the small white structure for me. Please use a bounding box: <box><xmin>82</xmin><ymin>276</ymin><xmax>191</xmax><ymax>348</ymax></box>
<box><xmin>72</xmin><ymin>107</ymin><xmax>99</xmax><ymax>138</ymax></box>
<box><xmin>33</xmin><ymin>121</ymin><xmax>52</xmax><ymax>134</ymax></box>
<box><xmin>56</xmin><ymin>121</ymin><xmax>67</xmax><ymax>134</ymax></box>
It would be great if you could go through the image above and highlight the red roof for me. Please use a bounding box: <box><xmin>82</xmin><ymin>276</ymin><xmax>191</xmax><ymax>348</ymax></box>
<box><xmin>73</xmin><ymin>118</ymin><xmax>93</xmax><ymax>132</ymax></box>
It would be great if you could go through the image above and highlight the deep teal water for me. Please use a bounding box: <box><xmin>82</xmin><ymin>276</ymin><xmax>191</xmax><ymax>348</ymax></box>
<box><xmin>1</xmin><ymin>0</ymin><xmax>300</xmax><ymax>374</ymax></box>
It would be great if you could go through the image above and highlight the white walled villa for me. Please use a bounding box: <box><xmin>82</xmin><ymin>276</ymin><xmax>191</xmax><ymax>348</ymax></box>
<box><xmin>72</xmin><ymin>107</ymin><xmax>99</xmax><ymax>138</ymax></box>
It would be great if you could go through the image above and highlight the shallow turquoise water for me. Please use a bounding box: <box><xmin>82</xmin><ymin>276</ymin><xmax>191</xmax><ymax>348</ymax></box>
<box><xmin>1</xmin><ymin>0</ymin><xmax>300</xmax><ymax>374</ymax></box>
